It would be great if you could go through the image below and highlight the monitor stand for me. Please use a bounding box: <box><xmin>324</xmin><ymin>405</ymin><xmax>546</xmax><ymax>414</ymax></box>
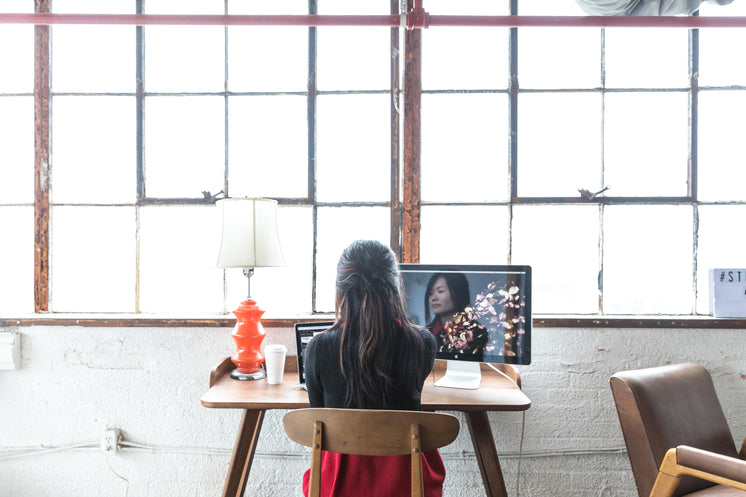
<box><xmin>434</xmin><ymin>360</ymin><xmax>481</xmax><ymax>390</ymax></box>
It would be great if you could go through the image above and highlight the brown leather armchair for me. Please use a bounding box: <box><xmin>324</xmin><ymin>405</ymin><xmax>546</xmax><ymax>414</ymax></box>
<box><xmin>610</xmin><ymin>363</ymin><xmax>746</xmax><ymax>497</ymax></box>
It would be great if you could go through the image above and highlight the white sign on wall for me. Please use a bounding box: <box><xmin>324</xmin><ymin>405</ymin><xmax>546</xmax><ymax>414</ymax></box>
<box><xmin>710</xmin><ymin>269</ymin><xmax>746</xmax><ymax>318</ymax></box>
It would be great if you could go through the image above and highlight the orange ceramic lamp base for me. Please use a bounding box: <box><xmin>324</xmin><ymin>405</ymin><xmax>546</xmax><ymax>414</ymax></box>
<box><xmin>230</xmin><ymin>299</ymin><xmax>267</xmax><ymax>380</ymax></box>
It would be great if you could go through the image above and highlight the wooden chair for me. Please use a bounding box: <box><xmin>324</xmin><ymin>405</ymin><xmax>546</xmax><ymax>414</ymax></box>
<box><xmin>610</xmin><ymin>363</ymin><xmax>746</xmax><ymax>497</ymax></box>
<box><xmin>283</xmin><ymin>408</ymin><xmax>460</xmax><ymax>497</ymax></box>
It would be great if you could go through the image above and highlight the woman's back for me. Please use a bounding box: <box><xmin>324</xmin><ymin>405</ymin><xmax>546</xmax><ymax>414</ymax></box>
<box><xmin>301</xmin><ymin>240</ymin><xmax>446</xmax><ymax>497</ymax></box>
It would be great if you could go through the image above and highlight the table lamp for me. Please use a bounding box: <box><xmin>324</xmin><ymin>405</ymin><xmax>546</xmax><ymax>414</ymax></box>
<box><xmin>216</xmin><ymin>198</ymin><xmax>286</xmax><ymax>380</ymax></box>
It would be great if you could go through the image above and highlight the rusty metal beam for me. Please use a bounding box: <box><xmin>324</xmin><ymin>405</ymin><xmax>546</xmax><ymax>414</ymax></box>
<box><xmin>402</xmin><ymin>24</ymin><xmax>421</xmax><ymax>264</ymax></box>
<box><xmin>33</xmin><ymin>0</ymin><xmax>50</xmax><ymax>313</ymax></box>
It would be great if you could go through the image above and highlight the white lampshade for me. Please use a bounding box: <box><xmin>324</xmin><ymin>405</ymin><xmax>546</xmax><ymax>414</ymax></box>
<box><xmin>216</xmin><ymin>198</ymin><xmax>286</xmax><ymax>269</ymax></box>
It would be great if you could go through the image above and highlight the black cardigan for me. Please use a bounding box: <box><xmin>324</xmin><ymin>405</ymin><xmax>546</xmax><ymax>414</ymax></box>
<box><xmin>305</xmin><ymin>326</ymin><xmax>436</xmax><ymax>410</ymax></box>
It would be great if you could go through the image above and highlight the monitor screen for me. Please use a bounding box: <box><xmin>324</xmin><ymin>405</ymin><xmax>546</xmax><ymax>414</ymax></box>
<box><xmin>399</xmin><ymin>264</ymin><xmax>531</xmax><ymax>366</ymax></box>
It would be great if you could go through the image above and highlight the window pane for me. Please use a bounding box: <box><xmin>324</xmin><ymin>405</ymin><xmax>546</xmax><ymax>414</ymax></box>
<box><xmin>52</xmin><ymin>25</ymin><xmax>135</xmax><ymax>93</ymax></box>
<box><xmin>0</xmin><ymin>206</ymin><xmax>34</xmax><ymax>314</ymax></box>
<box><xmin>0</xmin><ymin>24</ymin><xmax>33</xmax><ymax>93</ymax></box>
<box><xmin>428</xmin><ymin>0</ymin><xmax>508</xmax><ymax>14</ymax></box>
<box><xmin>605</xmin><ymin>28</ymin><xmax>689</xmax><ymax>89</ymax></box>
<box><xmin>230</xmin><ymin>206</ymin><xmax>313</xmax><ymax>315</ymax></box>
<box><xmin>52</xmin><ymin>96</ymin><xmax>136</xmax><ymax>204</ymax></box>
<box><xmin>518</xmin><ymin>92</ymin><xmax>602</xmax><ymax>197</ymax></box>
<box><xmin>422</xmin><ymin>93</ymin><xmax>509</xmax><ymax>202</ymax></box>
<box><xmin>698</xmin><ymin>90</ymin><xmax>746</xmax><ymax>201</ymax></box>
<box><xmin>228</xmin><ymin>26</ymin><xmax>308</xmax><ymax>93</ymax></box>
<box><xmin>139</xmin><ymin>206</ymin><xmax>223</xmax><ymax>313</ymax></box>
<box><xmin>144</xmin><ymin>96</ymin><xmax>225</xmax><ymax>198</ymax></box>
<box><xmin>316</xmin><ymin>207</ymin><xmax>390</xmax><ymax>312</ymax></box>
<box><xmin>51</xmin><ymin>0</ymin><xmax>132</xmax><ymax>13</ymax></box>
<box><xmin>603</xmin><ymin>205</ymin><xmax>693</xmax><ymax>314</ymax></box>
<box><xmin>696</xmin><ymin>205</ymin><xmax>746</xmax><ymax>315</ymax></box>
<box><xmin>145</xmin><ymin>26</ymin><xmax>225</xmax><ymax>93</ymax></box>
<box><xmin>317</xmin><ymin>27</ymin><xmax>390</xmax><ymax>91</ymax></box>
<box><xmin>604</xmin><ymin>92</ymin><xmax>689</xmax><ymax>197</ymax></box>
<box><xmin>145</xmin><ymin>0</ymin><xmax>223</xmax><ymax>14</ymax></box>
<box><xmin>512</xmin><ymin>205</ymin><xmax>600</xmax><ymax>314</ymax></box>
<box><xmin>421</xmin><ymin>206</ymin><xmax>509</xmax><ymax>264</ymax></box>
<box><xmin>317</xmin><ymin>0</ymin><xmax>389</xmax><ymax>15</ymax></box>
<box><xmin>422</xmin><ymin>28</ymin><xmax>509</xmax><ymax>91</ymax></box>
<box><xmin>50</xmin><ymin>206</ymin><xmax>136</xmax><ymax>313</ymax></box>
<box><xmin>699</xmin><ymin>1</ymin><xmax>746</xmax><ymax>87</ymax></box>
<box><xmin>316</xmin><ymin>94</ymin><xmax>390</xmax><ymax>202</ymax></box>
<box><xmin>0</xmin><ymin>96</ymin><xmax>34</xmax><ymax>204</ymax></box>
<box><xmin>519</xmin><ymin>28</ymin><xmax>601</xmax><ymax>89</ymax></box>
<box><xmin>228</xmin><ymin>95</ymin><xmax>308</xmax><ymax>198</ymax></box>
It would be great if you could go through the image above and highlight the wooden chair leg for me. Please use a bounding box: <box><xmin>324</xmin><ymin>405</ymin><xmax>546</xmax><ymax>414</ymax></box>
<box><xmin>411</xmin><ymin>424</ymin><xmax>423</xmax><ymax>497</ymax></box>
<box><xmin>309</xmin><ymin>420</ymin><xmax>323</xmax><ymax>497</ymax></box>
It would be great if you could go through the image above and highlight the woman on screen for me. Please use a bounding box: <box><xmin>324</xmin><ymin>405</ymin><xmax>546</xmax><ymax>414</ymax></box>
<box><xmin>304</xmin><ymin>240</ymin><xmax>445</xmax><ymax>497</ymax></box>
<box><xmin>425</xmin><ymin>272</ymin><xmax>489</xmax><ymax>361</ymax></box>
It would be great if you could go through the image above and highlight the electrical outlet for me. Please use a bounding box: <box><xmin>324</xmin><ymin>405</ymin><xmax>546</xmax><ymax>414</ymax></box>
<box><xmin>100</xmin><ymin>429</ymin><xmax>121</xmax><ymax>453</ymax></box>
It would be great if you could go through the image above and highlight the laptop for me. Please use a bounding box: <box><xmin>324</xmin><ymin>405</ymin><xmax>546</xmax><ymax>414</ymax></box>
<box><xmin>294</xmin><ymin>321</ymin><xmax>334</xmax><ymax>390</ymax></box>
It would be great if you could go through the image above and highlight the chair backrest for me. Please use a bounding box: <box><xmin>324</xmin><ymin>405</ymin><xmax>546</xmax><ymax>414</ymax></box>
<box><xmin>610</xmin><ymin>363</ymin><xmax>739</xmax><ymax>497</ymax></box>
<box><xmin>283</xmin><ymin>408</ymin><xmax>460</xmax><ymax>497</ymax></box>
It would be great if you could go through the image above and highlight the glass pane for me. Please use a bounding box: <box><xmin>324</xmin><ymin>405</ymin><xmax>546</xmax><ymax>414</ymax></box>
<box><xmin>316</xmin><ymin>94</ymin><xmax>390</xmax><ymax>202</ymax></box>
<box><xmin>518</xmin><ymin>92</ymin><xmax>602</xmax><ymax>197</ymax></box>
<box><xmin>0</xmin><ymin>24</ymin><xmax>33</xmax><ymax>93</ymax></box>
<box><xmin>317</xmin><ymin>27</ymin><xmax>390</xmax><ymax>91</ymax></box>
<box><xmin>420</xmin><ymin>206</ymin><xmax>509</xmax><ymax>264</ymax></box>
<box><xmin>0</xmin><ymin>206</ymin><xmax>34</xmax><ymax>314</ymax></box>
<box><xmin>696</xmin><ymin>205</ymin><xmax>746</xmax><ymax>315</ymax></box>
<box><xmin>512</xmin><ymin>205</ymin><xmax>600</xmax><ymax>314</ymax></box>
<box><xmin>426</xmin><ymin>0</ymin><xmax>508</xmax><ymax>15</ymax></box>
<box><xmin>50</xmin><ymin>206</ymin><xmax>136</xmax><ymax>313</ymax></box>
<box><xmin>605</xmin><ymin>28</ymin><xmax>689</xmax><ymax>89</ymax></box>
<box><xmin>52</xmin><ymin>96</ymin><xmax>136</xmax><ymax>204</ymax></box>
<box><xmin>139</xmin><ymin>206</ymin><xmax>223</xmax><ymax>313</ymax></box>
<box><xmin>51</xmin><ymin>0</ymin><xmax>133</xmax><ymax>13</ymax></box>
<box><xmin>519</xmin><ymin>28</ymin><xmax>601</xmax><ymax>90</ymax></box>
<box><xmin>145</xmin><ymin>0</ymin><xmax>224</xmax><ymax>14</ymax></box>
<box><xmin>604</xmin><ymin>92</ymin><xmax>689</xmax><ymax>197</ymax></box>
<box><xmin>229</xmin><ymin>206</ymin><xmax>313</xmax><ymax>314</ymax></box>
<box><xmin>315</xmin><ymin>207</ymin><xmax>390</xmax><ymax>312</ymax></box>
<box><xmin>52</xmin><ymin>25</ymin><xmax>135</xmax><ymax>93</ymax></box>
<box><xmin>0</xmin><ymin>0</ymin><xmax>32</xmax><ymax>13</ymax></box>
<box><xmin>603</xmin><ymin>205</ymin><xmax>693</xmax><ymax>314</ymax></box>
<box><xmin>0</xmin><ymin>96</ymin><xmax>34</xmax><ymax>204</ymax></box>
<box><xmin>422</xmin><ymin>28</ymin><xmax>509</xmax><ymax>91</ymax></box>
<box><xmin>227</xmin><ymin>0</ymin><xmax>307</xmax><ymax>92</ymax></box>
<box><xmin>144</xmin><ymin>96</ymin><xmax>225</xmax><ymax>198</ymax></box>
<box><xmin>228</xmin><ymin>95</ymin><xmax>308</xmax><ymax>198</ymax></box>
<box><xmin>698</xmin><ymin>90</ymin><xmax>746</xmax><ymax>201</ymax></box>
<box><xmin>317</xmin><ymin>0</ymin><xmax>389</xmax><ymax>16</ymax></box>
<box><xmin>421</xmin><ymin>93</ymin><xmax>509</xmax><ymax>202</ymax></box>
<box><xmin>519</xmin><ymin>0</ymin><xmax>586</xmax><ymax>15</ymax></box>
<box><xmin>699</xmin><ymin>1</ymin><xmax>746</xmax><ymax>87</ymax></box>
<box><xmin>145</xmin><ymin>26</ymin><xmax>225</xmax><ymax>93</ymax></box>
<box><xmin>228</xmin><ymin>26</ymin><xmax>308</xmax><ymax>92</ymax></box>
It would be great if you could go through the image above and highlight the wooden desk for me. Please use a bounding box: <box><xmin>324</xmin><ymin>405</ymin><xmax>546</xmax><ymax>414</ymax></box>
<box><xmin>201</xmin><ymin>357</ymin><xmax>531</xmax><ymax>497</ymax></box>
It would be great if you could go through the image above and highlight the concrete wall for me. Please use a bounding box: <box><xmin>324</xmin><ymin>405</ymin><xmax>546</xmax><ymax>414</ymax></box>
<box><xmin>1</xmin><ymin>325</ymin><xmax>744</xmax><ymax>497</ymax></box>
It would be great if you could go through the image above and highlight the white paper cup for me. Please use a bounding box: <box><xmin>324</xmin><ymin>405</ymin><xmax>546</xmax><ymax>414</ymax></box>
<box><xmin>264</xmin><ymin>344</ymin><xmax>287</xmax><ymax>385</ymax></box>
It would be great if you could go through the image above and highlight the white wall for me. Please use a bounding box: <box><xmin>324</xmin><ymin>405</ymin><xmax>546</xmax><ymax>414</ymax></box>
<box><xmin>1</xmin><ymin>325</ymin><xmax>744</xmax><ymax>497</ymax></box>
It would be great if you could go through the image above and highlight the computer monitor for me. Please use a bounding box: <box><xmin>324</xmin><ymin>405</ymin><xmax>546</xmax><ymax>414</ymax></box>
<box><xmin>399</xmin><ymin>264</ymin><xmax>531</xmax><ymax>389</ymax></box>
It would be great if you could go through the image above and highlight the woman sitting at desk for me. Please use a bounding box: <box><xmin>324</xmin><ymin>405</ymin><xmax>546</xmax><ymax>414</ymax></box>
<box><xmin>304</xmin><ymin>239</ymin><xmax>444</xmax><ymax>497</ymax></box>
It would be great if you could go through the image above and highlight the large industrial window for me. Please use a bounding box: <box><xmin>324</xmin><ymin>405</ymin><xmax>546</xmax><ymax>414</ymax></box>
<box><xmin>0</xmin><ymin>0</ymin><xmax>745</xmax><ymax>319</ymax></box>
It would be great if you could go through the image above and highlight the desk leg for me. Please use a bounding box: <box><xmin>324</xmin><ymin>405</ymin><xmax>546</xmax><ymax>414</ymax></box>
<box><xmin>222</xmin><ymin>409</ymin><xmax>266</xmax><ymax>497</ymax></box>
<box><xmin>465</xmin><ymin>411</ymin><xmax>508</xmax><ymax>497</ymax></box>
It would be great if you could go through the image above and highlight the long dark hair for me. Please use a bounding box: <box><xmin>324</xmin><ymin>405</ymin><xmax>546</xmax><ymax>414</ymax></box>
<box><xmin>333</xmin><ymin>240</ymin><xmax>430</xmax><ymax>409</ymax></box>
<box><xmin>424</xmin><ymin>272</ymin><xmax>471</xmax><ymax>324</ymax></box>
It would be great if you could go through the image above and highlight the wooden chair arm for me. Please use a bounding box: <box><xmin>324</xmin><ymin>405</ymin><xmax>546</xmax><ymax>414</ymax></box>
<box><xmin>650</xmin><ymin>447</ymin><xmax>746</xmax><ymax>497</ymax></box>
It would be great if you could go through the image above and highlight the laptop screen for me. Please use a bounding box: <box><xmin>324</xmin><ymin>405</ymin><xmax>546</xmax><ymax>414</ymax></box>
<box><xmin>294</xmin><ymin>321</ymin><xmax>334</xmax><ymax>385</ymax></box>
